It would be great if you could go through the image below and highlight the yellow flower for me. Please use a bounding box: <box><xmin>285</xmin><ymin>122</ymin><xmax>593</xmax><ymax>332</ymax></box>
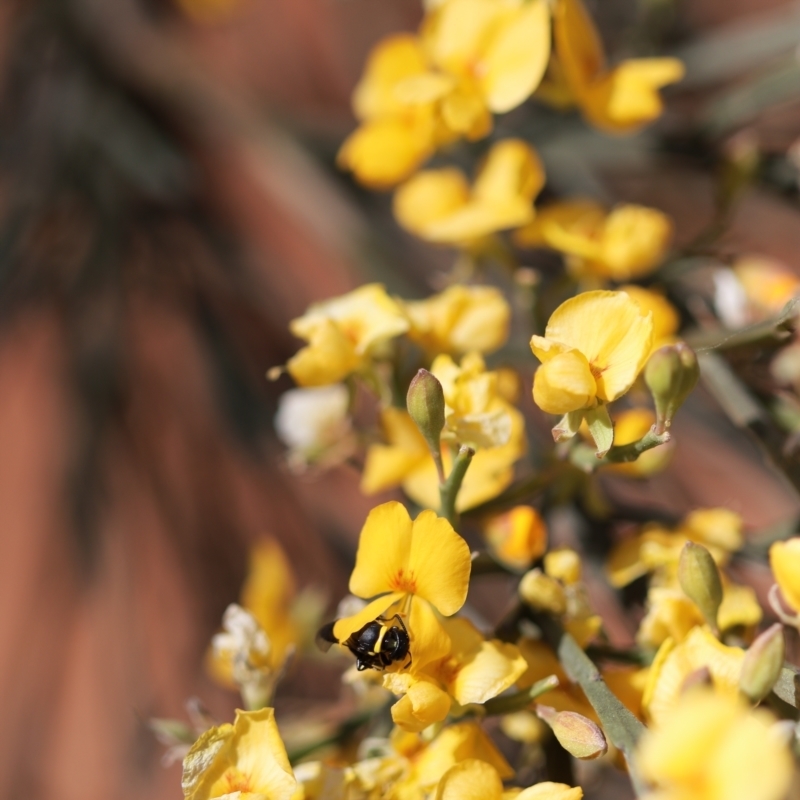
<box><xmin>606</xmin><ymin>509</ymin><xmax>743</xmax><ymax>589</ymax></box>
<box><xmin>531</xmin><ymin>290</ymin><xmax>653</xmax><ymax>416</ymax></box>
<box><xmin>339</xmin><ymin>0</ymin><xmax>551</xmax><ymax>188</ymax></box>
<box><xmin>637</xmin><ymin>690</ymin><xmax>793</xmax><ymax>800</ymax></box>
<box><xmin>333</xmin><ymin>502</ymin><xmax>472</xmax><ymax>670</ymax></box>
<box><xmin>362</xmin><ymin>355</ymin><xmax>526</xmax><ymax>511</ymax></box>
<box><xmin>402</xmin><ymin>284</ymin><xmax>511</xmax><ymax>356</ymax></box>
<box><xmin>394</xmin><ymin>139</ymin><xmax>545</xmax><ymax>246</ymax></box>
<box><xmin>434</xmin><ymin>352</ymin><xmax>517</xmax><ymax>448</ymax></box>
<box><xmin>435</xmin><ymin>759</ymin><xmax>582</xmax><ymax>800</ymax></box>
<box><xmin>643</xmin><ymin>627</ymin><xmax>744</xmax><ymax>724</ymax></box>
<box><xmin>605</xmin><ymin>408</ymin><xmax>673</xmax><ymax>477</ymax></box>
<box><xmin>734</xmin><ymin>256</ymin><xmax>800</xmax><ymax>317</ymax></box>
<box><xmin>483</xmin><ymin>505</ymin><xmax>548</xmax><ymax>571</ymax></box>
<box><xmin>181</xmin><ymin>708</ymin><xmax>296</xmax><ymax>800</ymax></box>
<box><xmin>385</xmin><ymin>617</ymin><xmax>527</xmax><ymax>731</ymax></box>
<box><xmin>769</xmin><ymin>537</ymin><xmax>800</xmax><ymax>614</ymax></box>
<box><xmin>337</xmin><ymin>35</ymin><xmax>441</xmax><ymax>189</ymax></box>
<box><xmin>551</xmin><ymin>0</ymin><xmax>684</xmax><ymax>133</ymax></box>
<box><xmin>207</xmin><ymin>540</ymin><xmax>298</xmax><ymax>694</ymax></box>
<box><xmin>287</xmin><ymin>284</ymin><xmax>409</xmax><ymax>387</ymax></box>
<box><xmin>516</xmin><ymin>200</ymin><xmax>673</xmax><ymax>282</ymax></box>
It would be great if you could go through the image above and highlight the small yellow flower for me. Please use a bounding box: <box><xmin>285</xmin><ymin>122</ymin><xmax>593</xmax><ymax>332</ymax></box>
<box><xmin>402</xmin><ymin>284</ymin><xmax>511</xmax><ymax>356</ymax></box>
<box><xmin>435</xmin><ymin>759</ymin><xmax>582</xmax><ymax>800</ymax></box>
<box><xmin>483</xmin><ymin>505</ymin><xmax>548</xmax><ymax>571</ymax></box>
<box><xmin>384</xmin><ymin>617</ymin><xmax>527</xmax><ymax>731</ymax></box>
<box><xmin>606</xmin><ymin>509</ymin><xmax>743</xmax><ymax>589</ymax></box>
<box><xmin>333</xmin><ymin>502</ymin><xmax>472</xmax><ymax>669</ymax></box>
<box><xmin>181</xmin><ymin>708</ymin><xmax>296</xmax><ymax>800</ymax></box>
<box><xmin>207</xmin><ymin>540</ymin><xmax>298</xmax><ymax>693</ymax></box>
<box><xmin>339</xmin><ymin>0</ymin><xmax>551</xmax><ymax>188</ymax></box>
<box><xmin>769</xmin><ymin>537</ymin><xmax>800</xmax><ymax>614</ymax></box>
<box><xmin>734</xmin><ymin>256</ymin><xmax>800</xmax><ymax>317</ymax></box>
<box><xmin>637</xmin><ymin>689</ymin><xmax>793</xmax><ymax>800</ymax></box>
<box><xmin>287</xmin><ymin>284</ymin><xmax>409</xmax><ymax>387</ymax></box>
<box><xmin>531</xmin><ymin>290</ymin><xmax>653</xmax><ymax>416</ymax></box>
<box><xmin>394</xmin><ymin>139</ymin><xmax>545</xmax><ymax>246</ymax></box>
<box><xmin>643</xmin><ymin>627</ymin><xmax>744</xmax><ymax>724</ymax></box>
<box><xmin>362</xmin><ymin>356</ymin><xmax>526</xmax><ymax>511</ymax></box>
<box><xmin>337</xmin><ymin>35</ymin><xmax>441</xmax><ymax>189</ymax></box>
<box><xmin>516</xmin><ymin>200</ymin><xmax>673</xmax><ymax>282</ymax></box>
<box><xmin>551</xmin><ymin>0</ymin><xmax>684</xmax><ymax>133</ymax></box>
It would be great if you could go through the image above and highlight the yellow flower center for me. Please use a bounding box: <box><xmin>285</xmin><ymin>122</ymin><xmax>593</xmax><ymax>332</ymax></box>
<box><xmin>389</xmin><ymin>567</ymin><xmax>418</xmax><ymax>594</ymax></box>
<box><xmin>222</xmin><ymin>768</ymin><xmax>253</xmax><ymax>793</ymax></box>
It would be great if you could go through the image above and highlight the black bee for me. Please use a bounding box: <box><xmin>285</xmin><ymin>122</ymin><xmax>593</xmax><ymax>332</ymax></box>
<box><xmin>317</xmin><ymin>614</ymin><xmax>412</xmax><ymax>671</ymax></box>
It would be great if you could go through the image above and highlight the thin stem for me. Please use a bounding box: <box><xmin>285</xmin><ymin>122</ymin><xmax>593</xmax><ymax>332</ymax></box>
<box><xmin>570</xmin><ymin>430</ymin><xmax>671</xmax><ymax>472</ymax></box>
<box><xmin>286</xmin><ymin>707</ymin><xmax>377</xmax><ymax>764</ymax></box>
<box><xmin>439</xmin><ymin>445</ymin><xmax>474</xmax><ymax>528</ymax></box>
<box><xmin>483</xmin><ymin>675</ymin><xmax>560</xmax><ymax>716</ymax></box>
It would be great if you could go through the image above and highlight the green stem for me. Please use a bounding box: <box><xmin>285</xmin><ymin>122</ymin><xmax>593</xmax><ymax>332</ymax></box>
<box><xmin>570</xmin><ymin>430</ymin><xmax>671</xmax><ymax>472</ymax></box>
<box><xmin>483</xmin><ymin>675</ymin><xmax>560</xmax><ymax>716</ymax></box>
<box><xmin>542</xmin><ymin>619</ymin><xmax>648</xmax><ymax>797</ymax></box>
<box><xmin>439</xmin><ymin>445</ymin><xmax>474</xmax><ymax>528</ymax></box>
<box><xmin>286</xmin><ymin>707</ymin><xmax>376</xmax><ymax>764</ymax></box>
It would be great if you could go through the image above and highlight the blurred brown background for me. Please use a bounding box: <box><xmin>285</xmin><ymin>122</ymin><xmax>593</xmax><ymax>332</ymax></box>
<box><xmin>0</xmin><ymin>0</ymin><xmax>799</xmax><ymax>798</ymax></box>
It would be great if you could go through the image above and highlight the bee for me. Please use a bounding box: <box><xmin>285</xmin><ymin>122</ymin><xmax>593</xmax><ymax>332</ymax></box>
<box><xmin>317</xmin><ymin>614</ymin><xmax>412</xmax><ymax>671</ymax></box>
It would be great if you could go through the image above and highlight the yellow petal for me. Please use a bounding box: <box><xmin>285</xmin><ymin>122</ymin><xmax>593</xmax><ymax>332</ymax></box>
<box><xmin>769</xmin><ymin>537</ymin><xmax>800</xmax><ymax>613</ymax></box>
<box><xmin>436</xmin><ymin>760</ymin><xmax>504</xmax><ymax>800</ymax></box>
<box><xmin>718</xmin><ymin>581</ymin><xmax>762</xmax><ymax>632</ymax></box>
<box><xmin>449</xmin><ymin>638</ymin><xmax>528</xmax><ymax>705</ymax></box>
<box><xmin>515</xmin><ymin>199</ymin><xmax>605</xmax><ymax>251</ymax></box>
<box><xmin>394</xmin><ymin>168</ymin><xmax>471</xmax><ymax>237</ymax></box>
<box><xmin>585</xmin><ymin>59</ymin><xmax>684</xmax><ymax>133</ymax></box>
<box><xmin>338</xmin><ymin>117</ymin><xmax>435</xmax><ymax>189</ymax></box>
<box><xmin>684</xmin><ymin>508</ymin><xmax>743</xmax><ymax>553</ymax></box>
<box><xmin>287</xmin><ymin>319</ymin><xmax>359</xmax><ymax>387</ymax></box>
<box><xmin>408</xmin><ymin>595</ymin><xmax>453</xmax><ymax>669</ymax></box>
<box><xmin>352</xmin><ymin>34</ymin><xmax>431</xmax><ymax>120</ymax></box>
<box><xmin>483</xmin><ymin>505</ymin><xmax>548</xmax><ymax>571</ymax></box>
<box><xmin>349</xmin><ymin>502</ymin><xmax>414</xmax><ymax>600</ymax></box>
<box><xmin>403</xmin><ymin>285</ymin><xmax>511</xmax><ymax>356</ymax></box>
<box><xmin>644</xmin><ymin>627</ymin><xmax>745</xmax><ymax>724</ymax></box>
<box><xmin>598</xmin><ymin>206</ymin><xmax>673</xmax><ymax>280</ymax></box>
<box><xmin>406</xmin><ymin>509</ymin><xmax>472</xmax><ymax>614</ymax></box>
<box><xmin>541</xmin><ymin>290</ymin><xmax>653</xmax><ymax>403</ymax></box>
<box><xmin>425</xmin><ymin>0</ymin><xmax>506</xmax><ymax>79</ymax></box>
<box><xmin>440</xmin><ymin>84</ymin><xmax>493</xmax><ymax>139</ymax></box>
<box><xmin>554</xmin><ymin>0</ymin><xmax>605</xmax><ymax>90</ymax></box>
<box><xmin>413</xmin><ymin>722</ymin><xmax>514</xmax><ymax>788</ymax></box>
<box><xmin>473</xmin><ymin>139</ymin><xmax>545</xmax><ymax>209</ymax></box>
<box><xmin>392</xmin><ymin>679</ymin><xmax>452</xmax><ymax>732</ymax></box>
<box><xmin>185</xmin><ymin>708</ymin><xmax>296</xmax><ymax>800</ymax></box>
<box><xmin>332</xmin><ymin>592</ymin><xmax>404</xmax><ymax>643</ymax></box>
<box><xmin>606</xmin><ymin>535</ymin><xmax>649</xmax><ymax>588</ymax></box>
<box><xmin>516</xmin><ymin>783</ymin><xmax>583</xmax><ymax>800</ymax></box>
<box><xmin>532</xmin><ymin>350</ymin><xmax>597</xmax><ymax>415</ymax></box>
<box><xmin>618</xmin><ymin>285</ymin><xmax>679</xmax><ymax>347</ymax></box>
<box><xmin>481</xmin><ymin>0</ymin><xmax>550</xmax><ymax>113</ymax></box>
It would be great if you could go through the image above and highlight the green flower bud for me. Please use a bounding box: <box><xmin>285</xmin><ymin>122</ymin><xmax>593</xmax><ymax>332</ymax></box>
<box><xmin>678</xmin><ymin>541</ymin><xmax>723</xmax><ymax>630</ymax></box>
<box><xmin>535</xmin><ymin>705</ymin><xmax>607</xmax><ymax>760</ymax></box>
<box><xmin>644</xmin><ymin>344</ymin><xmax>700</xmax><ymax>433</ymax></box>
<box><xmin>739</xmin><ymin>623</ymin><xmax>785</xmax><ymax>703</ymax></box>
<box><xmin>407</xmin><ymin>369</ymin><xmax>446</xmax><ymax>460</ymax></box>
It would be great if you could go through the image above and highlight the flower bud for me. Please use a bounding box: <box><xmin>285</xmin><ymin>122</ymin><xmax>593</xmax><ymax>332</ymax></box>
<box><xmin>519</xmin><ymin>568</ymin><xmax>567</xmax><ymax>615</ymax></box>
<box><xmin>678</xmin><ymin>541</ymin><xmax>722</xmax><ymax>629</ymax></box>
<box><xmin>739</xmin><ymin>623</ymin><xmax>785</xmax><ymax>703</ymax></box>
<box><xmin>535</xmin><ymin>705</ymin><xmax>608</xmax><ymax>760</ymax></box>
<box><xmin>644</xmin><ymin>344</ymin><xmax>700</xmax><ymax>433</ymax></box>
<box><xmin>407</xmin><ymin>369</ymin><xmax>446</xmax><ymax>458</ymax></box>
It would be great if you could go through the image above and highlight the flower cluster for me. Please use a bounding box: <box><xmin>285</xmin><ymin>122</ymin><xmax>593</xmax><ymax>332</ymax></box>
<box><xmin>157</xmin><ymin>3</ymin><xmax>800</xmax><ymax>800</ymax></box>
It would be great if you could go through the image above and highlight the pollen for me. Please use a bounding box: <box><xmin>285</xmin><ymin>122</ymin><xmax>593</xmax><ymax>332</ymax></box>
<box><xmin>223</xmin><ymin>769</ymin><xmax>252</xmax><ymax>793</ymax></box>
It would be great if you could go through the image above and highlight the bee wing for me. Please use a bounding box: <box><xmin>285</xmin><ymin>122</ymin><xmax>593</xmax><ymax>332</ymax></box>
<box><xmin>315</xmin><ymin>621</ymin><xmax>339</xmax><ymax>653</ymax></box>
